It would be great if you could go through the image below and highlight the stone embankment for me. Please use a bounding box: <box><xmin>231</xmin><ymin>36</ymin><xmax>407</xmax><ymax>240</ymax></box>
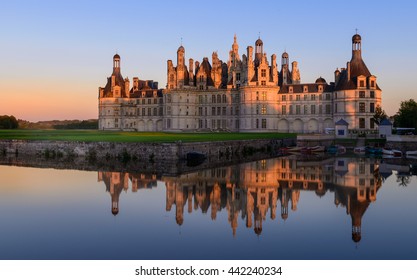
<box><xmin>0</xmin><ymin>138</ymin><xmax>296</xmax><ymax>175</ymax></box>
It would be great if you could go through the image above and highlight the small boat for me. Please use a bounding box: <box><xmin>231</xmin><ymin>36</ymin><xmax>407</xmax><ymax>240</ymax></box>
<box><xmin>301</xmin><ymin>146</ymin><xmax>325</xmax><ymax>154</ymax></box>
<box><xmin>366</xmin><ymin>146</ymin><xmax>382</xmax><ymax>155</ymax></box>
<box><xmin>382</xmin><ymin>148</ymin><xmax>402</xmax><ymax>157</ymax></box>
<box><xmin>354</xmin><ymin>146</ymin><xmax>366</xmax><ymax>154</ymax></box>
<box><xmin>327</xmin><ymin>145</ymin><xmax>346</xmax><ymax>154</ymax></box>
<box><xmin>406</xmin><ymin>150</ymin><xmax>417</xmax><ymax>157</ymax></box>
<box><xmin>286</xmin><ymin>146</ymin><xmax>303</xmax><ymax>152</ymax></box>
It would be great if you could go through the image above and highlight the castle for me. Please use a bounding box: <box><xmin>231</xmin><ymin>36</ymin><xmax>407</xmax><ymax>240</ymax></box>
<box><xmin>98</xmin><ymin>33</ymin><xmax>381</xmax><ymax>134</ymax></box>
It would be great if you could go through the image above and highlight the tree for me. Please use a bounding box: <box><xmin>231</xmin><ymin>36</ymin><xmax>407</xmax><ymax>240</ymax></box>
<box><xmin>0</xmin><ymin>115</ymin><xmax>19</xmax><ymax>129</ymax></box>
<box><xmin>394</xmin><ymin>99</ymin><xmax>417</xmax><ymax>130</ymax></box>
<box><xmin>372</xmin><ymin>104</ymin><xmax>387</xmax><ymax>125</ymax></box>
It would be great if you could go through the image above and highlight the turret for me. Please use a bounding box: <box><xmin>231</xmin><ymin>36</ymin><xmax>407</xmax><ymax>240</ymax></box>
<box><xmin>334</xmin><ymin>68</ymin><xmax>340</xmax><ymax>86</ymax></box>
<box><xmin>189</xmin><ymin>58</ymin><xmax>194</xmax><ymax>85</ymax></box>
<box><xmin>254</xmin><ymin>38</ymin><xmax>263</xmax><ymax>66</ymax></box>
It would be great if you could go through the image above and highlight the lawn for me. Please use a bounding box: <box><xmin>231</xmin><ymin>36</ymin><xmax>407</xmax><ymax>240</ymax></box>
<box><xmin>0</xmin><ymin>130</ymin><xmax>296</xmax><ymax>143</ymax></box>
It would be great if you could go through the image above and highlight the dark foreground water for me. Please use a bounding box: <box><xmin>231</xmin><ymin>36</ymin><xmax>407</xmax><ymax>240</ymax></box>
<box><xmin>0</xmin><ymin>156</ymin><xmax>416</xmax><ymax>260</ymax></box>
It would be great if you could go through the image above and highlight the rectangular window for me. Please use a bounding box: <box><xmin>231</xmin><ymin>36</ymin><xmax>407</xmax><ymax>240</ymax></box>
<box><xmin>296</xmin><ymin>105</ymin><xmax>301</xmax><ymax>114</ymax></box>
<box><xmin>370</xmin><ymin>118</ymin><xmax>375</xmax><ymax>129</ymax></box>
<box><xmin>142</xmin><ymin>99</ymin><xmax>145</xmax><ymax>104</ymax></box>
<box><xmin>261</xmin><ymin>105</ymin><xmax>267</xmax><ymax>115</ymax></box>
<box><xmin>222</xmin><ymin>107</ymin><xmax>226</xmax><ymax>115</ymax></box>
<box><xmin>282</xmin><ymin>95</ymin><xmax>286</xmax><ymax>101</ymax></box>
<box><xmin>326</xmin><ymin>94</ymin><xmax>330</xmax><ymax>100</ymax></box>
<box><xmin>296</xmin><ymin>95</ymin><xmax>300</xmax><ymax>101</ymax></box>
<box><xmin>212</xmin><ymin>107</ymin><xmax>216</xmax><ymax>116</ymax></box>
<box><xmin>360</xmin><ymin>80</ymin><xmax>365</xmax><ymax>88</ymax></box>
<box><xmin>261</xmin><ymin>69</ymin><xmax>266</xmax><ymax>77</ymax></box>
<box><xmin>148</xmin><ymin>99</ymin><xmax>151</xmax><ymax>104</ymax></box>
<box><xmin>153</xmin><ymin>108</ymin><xmax>157</xmax><ymax>116</ymax></box>
<box><xmin>289</xmin><ymin>105</ymin><xmax>293</xmax><ymax>115</ymax></box>
<box><xmin>319</xmin><ymin>105</ymin><xmax>322</xmax><ymax>114</ymax></box>
<box><xmin>217</xmin><ymin>107</ymin><xmax>221</xmax><ymax>115</ymax></box>
<box><xmin>370</xmin><ymin>91</ymin><xmax>375</xmax><ymax>98</ymax></box>
<box><xmin>211</xmin><ymin>119</ymin><xmax>215</xmax><ymax>128</ymax></box>
<box><xmin>261</xmin><ymin>81</ymin><xmax>266</xmax><ymax>86</ymax></box>
<box><xmin>359</xmin><ymin>118</ymin><xmax>365</xmax><ymax>128</ymax></box>
<box><xmin>236</xmin><ymin>73</ymin><xmax>241</xmax><ymax>81</ymax></box>
<box><xmin>311</xmin><ymin>94</ymin><xmax>316</xmax><ymax>101</ymax></box>
<box><xmin>256</xmin><ymin>119</ymin><xmax>259</xmax><ymax>129</ymax></box>
<box><xmin>359</xmin><ymin>102</ymin><xmax>365</xmax><ymax>113</ymax></box>
<box><xmin>148</xmin><ymin>108</ymin><xmax>152</xmax><ymax>116</ymax></box>
<box><xmin>371</xmin><ymin>81</ymin><xmax>375</xmax><ymax>88</ymax></box>
<box><xmin>256</xmin><ymin>92</ymin><xmax>259</xmax><ymax>101</ymax></box>
<box><xmin>311</xmin><ymin>105</ymin><xmax>316</xmax><ymax>114</ymax></box>
<box><xmin>359</xmin><ymin>91</ymin><xmax>365</xmax><ymax>98</ymax></box>
<box><xmin>289</xmin><ymin>95</ymin><xmax>293</xmax><ymax>101</ymax></box>
<box><xmin>325</xmin><ymin>104</ymin><xmax>331</xmax><ymax>114</ymax></box>
<box><xmin>304</xmin><ymin>105</ymin><xmax>308</xmax><ymax>114</ymax></box>
<box><xmin>370</xmin><ymin>103</ymin><xmax>375</xmax><ymax>113</ymax></box>
<box><xmin>282</xmin><ymin>105</ymin><xmax>286</xmax><ymax>115</ymax></box>
<box><xmin>142</xmin><ymin>108</ymin><xmax>145</xmax><ymax>116</ymax></box>
<box><xmin>304</xmin><ymin>95</ymin><xmax>308</xmax><ymax>101</ymax></box>
<box><xmin>262</xmin><ymin>92</ymin><xmax>267</xmax><ymax>101</ymax></box>
<box><xmin>262</xmin><ymin>119</ymin><xmax>267</xmax><ymax>129</ymax></box>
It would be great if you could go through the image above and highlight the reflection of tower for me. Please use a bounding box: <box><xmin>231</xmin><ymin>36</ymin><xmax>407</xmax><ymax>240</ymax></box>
<box><xmin>350</xmin><ymin>199</ymin><xmax>369</xmax><ymax>243</ymax></box>
<box><xmin>279</xmin><ymin>188</ymin><xmax>290</xmax><ymax>220</ymax></box>
<box><xmin>210</xmin><ymin>183</ymin><xmax>221</xmax><ymax>220</ymax></box>
<box><xmin>98</xmin><ymin>171</ymin><xmax>129</xmax><ymax>216</ymax></box>
<box><xmin>254</xmin><ymin>206</ymin><xmax>263</xmax><ymax>236</ymax></box>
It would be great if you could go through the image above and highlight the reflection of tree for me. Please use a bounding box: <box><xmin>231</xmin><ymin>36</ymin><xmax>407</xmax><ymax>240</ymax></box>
<box><xmin>396</xmin><ymin>175</ymin><xmax>411</xmax><ymax>187</ymax></box>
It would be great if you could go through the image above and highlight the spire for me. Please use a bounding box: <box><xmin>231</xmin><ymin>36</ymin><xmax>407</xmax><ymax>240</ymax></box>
<box><xmin>232</xmin><ymin>34</ymin><xmax>239</xmax><ymax>53</ymax></box>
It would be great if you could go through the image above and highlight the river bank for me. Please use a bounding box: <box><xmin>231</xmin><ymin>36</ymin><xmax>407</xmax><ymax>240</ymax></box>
<box><xmin>0</xmin><ymin>138</ymin><xmax>296</xmax><ymax>175</ymax></box>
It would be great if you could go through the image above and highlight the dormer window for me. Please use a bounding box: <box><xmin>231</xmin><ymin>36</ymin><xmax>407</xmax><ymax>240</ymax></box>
<box><xmin>359</xmin><ymin>80</ymin><xmax>365</xmax><ymax>87</ymax></box>
<box><xmin>289</xmin><ymin>86</ymin><xmax>293</xmax><ymax>93</ymax></box>
<box><xmin>303</xmin><ymin>86</ymin><xmax>308</xmax><ymax>93</ymax></box>
<box><xmin>318</xmin><ymin>85</ymin><xmax>323</xmax><ymax>92</ymax></box>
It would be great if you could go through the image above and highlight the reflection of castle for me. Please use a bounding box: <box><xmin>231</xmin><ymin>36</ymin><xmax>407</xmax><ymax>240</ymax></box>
<box><xmin>98</xmin><ymin>157</ymin><xmax>382</xmax><ymax>242</ymax></box>
<box><xmin>98</xmin><ymin>171</ymin><xmax>158</xmax><ymax>215</ymax></box>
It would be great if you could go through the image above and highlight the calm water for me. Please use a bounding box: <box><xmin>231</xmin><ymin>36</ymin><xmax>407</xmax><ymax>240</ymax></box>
<box><xmin>1</xmin><ymin>156</ymin><xmax>416</xmax><ymax>260</ymax></box>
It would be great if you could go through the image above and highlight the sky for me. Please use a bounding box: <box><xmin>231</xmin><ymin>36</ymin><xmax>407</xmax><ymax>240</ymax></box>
<box><xmin>0</xmin><ymin>0</ymin><xmax>416</xmax><ymax>121</ymax></box>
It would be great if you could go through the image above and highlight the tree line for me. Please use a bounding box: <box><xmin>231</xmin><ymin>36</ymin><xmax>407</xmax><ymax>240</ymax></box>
<box><xmin>0</xmin><ymin>115</ymin><xmax>19</xmax><ymax>129</ymax></box>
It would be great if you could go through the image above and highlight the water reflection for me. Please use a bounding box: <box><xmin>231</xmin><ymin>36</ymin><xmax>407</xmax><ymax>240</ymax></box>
<box><xmin>99</xmin><ymin>156</ymin><xmax>387</xmax><ymax>243</ymax></box>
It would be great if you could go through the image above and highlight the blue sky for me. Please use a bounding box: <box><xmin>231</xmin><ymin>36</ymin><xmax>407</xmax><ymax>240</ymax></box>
<box><xmin>1</xmin><ymin>0</ymin><xmax>416</xmax><ymax>121</ymax></box>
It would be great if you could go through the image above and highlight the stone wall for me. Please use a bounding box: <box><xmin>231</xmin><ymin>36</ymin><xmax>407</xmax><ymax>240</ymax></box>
<box><xmin>385</xmin><ymin>135</ymin><xmax>417</xmax><ymax>153</ymax></box>
<box><xmin>0</xmin><ymin>138</ymin><xmax>296</xmax><ymax>176</ymax></box>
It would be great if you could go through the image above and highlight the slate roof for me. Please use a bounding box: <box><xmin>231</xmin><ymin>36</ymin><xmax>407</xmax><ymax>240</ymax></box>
<box><xmin>335</xmin><ymin>119</ymin><xmax>349</xmax><ymax>126</ymax></box>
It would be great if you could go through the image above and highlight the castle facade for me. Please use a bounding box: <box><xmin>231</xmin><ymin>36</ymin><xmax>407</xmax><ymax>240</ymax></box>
<box><xmin>98</xmin><ymin>33</ymin><xmax>381</xmax><ymax>134</ymax></box>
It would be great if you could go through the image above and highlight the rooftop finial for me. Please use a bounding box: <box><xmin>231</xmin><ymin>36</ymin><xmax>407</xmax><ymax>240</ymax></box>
<box><xmin>355</xmin><ymin>28</ymin><xmax>358</xmax><ymax>34</ymax></box>
<box><xmin>258</xmin><ymin>31</ymin><xmax>261</xmax><ymax>39</ymax></box>
<box><xmin>180</xmin><ymin>37</ymin><xmax>183</xmax><ymax>46</ymax></box>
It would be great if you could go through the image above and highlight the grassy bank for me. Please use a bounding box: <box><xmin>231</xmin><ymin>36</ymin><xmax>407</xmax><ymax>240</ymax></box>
<box><xmin>0</xmin><ymin>130</ymin><xmax>296</xmax><ymax>143</ymax></box>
